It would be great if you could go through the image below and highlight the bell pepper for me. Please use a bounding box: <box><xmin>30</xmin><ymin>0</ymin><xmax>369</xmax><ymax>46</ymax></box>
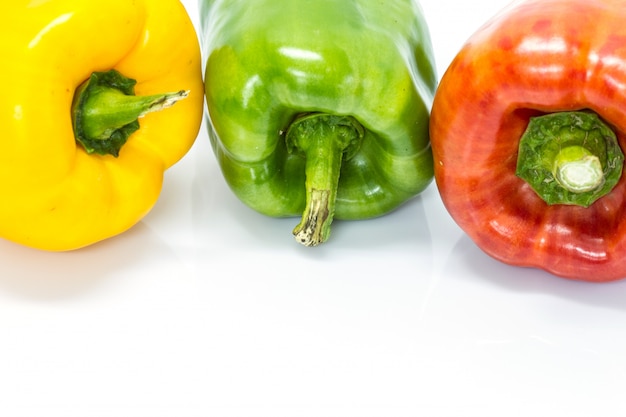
<box><xmin>430</xmin><ymin>0</ymin><xmax>626</xmax><ymax>281</ymax></box>
<box><xmin>199</xmin><ymin>0</ymin><xmax>437</xmax><ymax>246</ymax></box>
<box><xmin>0</xmin><ymin>0</ymin><xmax>204</xmax><ymax>251</ymax></box>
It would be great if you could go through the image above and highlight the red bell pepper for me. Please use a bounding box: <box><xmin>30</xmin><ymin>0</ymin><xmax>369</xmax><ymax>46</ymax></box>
<box><xmin>430</xmin><ymin>0</ymin><xmax>626</xmax><ymax>282</ymax></box>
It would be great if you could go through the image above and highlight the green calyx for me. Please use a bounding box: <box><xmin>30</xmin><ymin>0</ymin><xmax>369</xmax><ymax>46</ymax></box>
<box><xmin>71</xmin><ymin>69</ymin><xmax>189</xmax><ymax>157</ymax></box>
<box><xmin>285</xmin><ymin>113</ymin><xmax>365</xmax><ymax>246</ymax></box>
<box><xmin>516</xmin><ymin>111</ymin><xmax>624</xmax><ymax>207</ymax></box>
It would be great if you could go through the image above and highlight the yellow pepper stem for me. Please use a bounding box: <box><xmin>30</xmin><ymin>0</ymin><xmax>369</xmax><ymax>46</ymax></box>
<box><xmin>71</xmin><ymin>69</ymin><xmax>189</xmax><ymax>157</ymax></box>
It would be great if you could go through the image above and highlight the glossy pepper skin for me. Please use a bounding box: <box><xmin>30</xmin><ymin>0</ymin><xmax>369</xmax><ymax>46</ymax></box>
<box><xmin>430</xmin><ymin>0</ymin><xmax>626</xmax><ymax>281</ymax></box>
<box><xmin>200</xmin><ymin>0</ymin><xmax>437</xmax><ymax>246</ymax></box>
<box><xmin>0</xmin><ymin>0</ymin><xmax>204</xmax><ymax>251</ymax></box>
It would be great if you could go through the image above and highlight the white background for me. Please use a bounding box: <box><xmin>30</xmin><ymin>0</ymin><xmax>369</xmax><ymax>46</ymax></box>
<box><xmin>3</xmin><ymin>1</ymin><xmax>626</xmax><ymax>416</ymax></box>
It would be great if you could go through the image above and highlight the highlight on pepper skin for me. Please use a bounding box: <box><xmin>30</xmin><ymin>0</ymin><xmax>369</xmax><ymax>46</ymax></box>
<box><xmin>0</xmin><ymin>0</ymin><xmax>204</xmax><ymax>251</ymax></box>
<box><xmin>199</xmin><ymin>0</ymin><xmax>438</xmax><ymax>246</ymax></box>
<box><xmin>429</xmin><ymin>0</ymin><xmax>626</xmax><ymax>282</ymax></box>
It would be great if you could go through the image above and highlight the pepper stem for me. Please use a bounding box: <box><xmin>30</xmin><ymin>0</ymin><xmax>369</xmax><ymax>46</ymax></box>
<box><xmin>516</xmin><ymin>111</ymin><xmax>624</xmax><ymax>207</ymax></box>
<box><xmin>72</xmin><ymin>69</ymin><xmax>189</xmax><ymax>157</ymax></box>
<box><xmin>553</xmin><ymin>145</ymin><xmax>604</xmax><ymax>192</ymax></box>
<box><xmin>285</xmin><ymin>113</ymin><xmax>364</xmax><ymax>246</ymax></box>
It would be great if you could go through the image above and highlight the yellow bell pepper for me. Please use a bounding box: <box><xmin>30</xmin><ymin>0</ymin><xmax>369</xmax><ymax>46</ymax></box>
<box><xmin>0</xmin><ymin>0</ymin><xmax>204</xmax><ymax>251</ymax></box>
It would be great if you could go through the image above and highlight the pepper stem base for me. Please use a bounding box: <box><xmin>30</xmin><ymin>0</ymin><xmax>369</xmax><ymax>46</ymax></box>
<box><xmin>286</xmin><ymin>113</ymin><xmax>365</xmax><ymax>247</ymax></box>
<box><xmin>72</xmin><ymin>69</ymin><xmax>189</xmax><ymax>157</ymax></box>
<box><xmin>516</xmin><ymin>111</ymin><xmax>624</xmax><ymax>207</ymax></box>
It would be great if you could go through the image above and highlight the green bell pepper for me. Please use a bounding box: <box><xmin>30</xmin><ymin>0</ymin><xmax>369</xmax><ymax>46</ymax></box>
<box><xmin>200</xmin><ymin>0</ymin><xmax>437</xmax><ymax>246</ymax></box>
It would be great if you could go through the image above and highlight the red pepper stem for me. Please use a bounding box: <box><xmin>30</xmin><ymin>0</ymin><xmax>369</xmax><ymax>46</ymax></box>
<box><xmin>553</xmin><ymin>146</ymin><xmax>604</xmax><ymax>192</ymax></box>
<box><xmin>516</xmin><ymin>111</ymin><xmax>624</xmax><ymax>207</ymax></box>
<box><xmin>285</xmin><ymin>113</ymin><xmax>364</xmax><ymax>246</ymax></box>
<box><xmin>72</xmin><ymin>69</ymin><xmax>189</xmax><ymax>157</ymax></box>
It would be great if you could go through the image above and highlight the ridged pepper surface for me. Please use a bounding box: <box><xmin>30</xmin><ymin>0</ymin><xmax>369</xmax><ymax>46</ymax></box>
<box><xmin>0</xmin><ymin>0</ymin><xmax>204</xmax><ymax>251</ymax></box>
<box><xmin>200</xmin><ymin>0</ymin><xmax>437</xmax><ymax>246</ymax></box>
<box><xmin>430</xmin><ymin>0</ymin><xmax>626</xmax><ymax>281</ymax></box>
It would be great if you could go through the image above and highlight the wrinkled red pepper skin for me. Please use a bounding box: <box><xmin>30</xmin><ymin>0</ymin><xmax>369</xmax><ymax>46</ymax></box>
<box><xmin>430</xmin><ymin>0</ymin><xmax>626</xmax><ymax>281</ymax></box>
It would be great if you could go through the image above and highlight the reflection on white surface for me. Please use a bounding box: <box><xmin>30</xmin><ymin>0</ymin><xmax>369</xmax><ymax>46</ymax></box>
<box><xmin>1</xmin><ymin>0</ymin><xmax>626</xmax><ymax>416</ymax></box>
<box><xmin>0</xmin><ymin>222</ymin><xmax>172</xmax><ymax>300</ymax></box>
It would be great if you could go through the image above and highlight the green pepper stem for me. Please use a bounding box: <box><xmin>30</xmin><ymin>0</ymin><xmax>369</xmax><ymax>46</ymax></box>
<box><xmin>72</xmin><ymin>69</ymin><xmax>189</xmax><ymax>157</ymax></box>
<box><xmin>286</xmin><ymin>113</ymin><xmax>364</xmax><ymax>246</ymax></box>
<box><xmin>79</xmin><ymin>88</ymin><xmax>188</xmax><ymax>140</ymax></box>
<box><xmin>516</xmin><ymin>111</ymin><xmax>624</xmax><ymax>207</ymax></box>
